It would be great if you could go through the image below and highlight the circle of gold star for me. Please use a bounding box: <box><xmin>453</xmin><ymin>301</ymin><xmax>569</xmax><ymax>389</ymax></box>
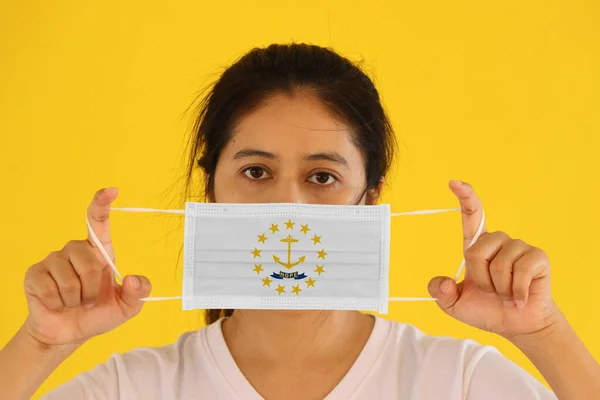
<box><xmin>251</xmin><ymin>218</ymin><xmax>326</xmax><ymax>295</ymax></box>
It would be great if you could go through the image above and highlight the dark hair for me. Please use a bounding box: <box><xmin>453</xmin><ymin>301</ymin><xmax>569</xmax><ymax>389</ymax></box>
<box><xmin>185</xmin><ymin>43</ymin><xmax>396</xmax><ymax>325</ymax></box>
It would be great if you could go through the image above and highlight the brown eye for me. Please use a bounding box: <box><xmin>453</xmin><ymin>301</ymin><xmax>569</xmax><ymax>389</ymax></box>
<box><xmin>244</xmin><ymin>167</ymin><xmax>270</xmax><ymax>180</ymax></box>
<box><xmin>309</xmin><ymin>172</ymin><xmax>336</xmax><ymax>185</ymax></box>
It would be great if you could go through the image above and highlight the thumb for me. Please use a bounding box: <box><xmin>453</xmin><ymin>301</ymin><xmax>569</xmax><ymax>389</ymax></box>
<box><xmin>428</xmin><ymin>276</ymin><xmax>460</xmax><ymax>313</ymax></box>
<box><xmin>117</xmin><ymin>275</ymin><xmax>152</xmax><ymax>315</ymax></box>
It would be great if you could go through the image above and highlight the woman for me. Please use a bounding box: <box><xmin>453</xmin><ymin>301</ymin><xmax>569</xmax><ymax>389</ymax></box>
<box><xmin>1</xmin><ymin>44</ymin><xmax>598</xmax><ymax>399</ymax></box>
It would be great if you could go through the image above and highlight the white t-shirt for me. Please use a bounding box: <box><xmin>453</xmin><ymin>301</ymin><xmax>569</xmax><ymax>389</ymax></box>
<box><xmin>41</xmin><ymin>315</ymin><xmax>556</xmax><ymax>399</ymax></box>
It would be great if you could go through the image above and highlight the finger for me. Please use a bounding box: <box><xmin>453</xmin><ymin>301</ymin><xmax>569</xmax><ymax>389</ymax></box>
<box><xmin>116</xmin><ymin>275</ymin><xmax>152</xmax><ymax>317</ymax></box>
<box><xmin>46</xmin><ymin>253</ymin><xmax>83</xmax><ymax>308</ymax></box>
<box><xmin>86</xmin><ymin>187</ymin><xmax>118</xmax><ymax>261</ymax></box>
<box><xmin>428</xmin><ymin>276</ymin><xmax>461</xmax><ymax>314</ymax></box>
<box><xmin>489</xmin><ymin>239</ymin><xmax>530</xmax><ymax>304</ymax></box>
<box><xmin>63</xmin><ymin>240</ymin><xmax>106</xmax><ymax>306</ymax></box>
<box><xmin>464</xmin><ymin>232</ymin><xmax>511</xmax><ymax>294</ymax></box>
<box><xmin>513</xmin><ymin>248</ymin><xmax>550</xmax><ymax>308</ymax></box>
<box><xmin>24</xmin><ymin>264</ymin><xmax>64</xmax><ymax>311</ymax></box>
<box><xmin>449</xmin><ymin>180</ymin><xmax>487</xmax><ymax>253</ymax></box>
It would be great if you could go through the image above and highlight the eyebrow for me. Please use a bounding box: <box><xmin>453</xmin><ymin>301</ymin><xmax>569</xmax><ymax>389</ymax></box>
<box><xmin>232</xmin><ymin>149</ymin><xmax>278</xmax><ymax>160</ymax></box>
<box><xmin>231</xmin><ymin>148</ymin><xmax>349</xmax><ymax>168</ymax></box>
<box><xmin>303</xmin><ymin>152</ymin><xmax>349</xmax><ymax>168</ymax></box>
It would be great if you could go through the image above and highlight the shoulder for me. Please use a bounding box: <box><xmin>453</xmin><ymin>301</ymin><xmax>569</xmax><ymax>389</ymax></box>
<box><xmin>41</xmin><ymin>327</ymin><xmax>210</xmax><ymax>399</ymax></box>
<box><xmin>375</xmin><ymin>317</ymin><xmax>555</xmax><ymax>399</ymax></box>
<box><xmin>103</xmin><ymin>323</ymin><xmax>221</xmax><ymax>383</ymax></box>
<box><xmin>112</xmin><ymin>328</ymin><xmax>203</xmax><ymax>370</ymax></box>
<box><xmin>381</xmin><ymin>317</ymin><xmax>496</xmax><ymax>368</ymax></box>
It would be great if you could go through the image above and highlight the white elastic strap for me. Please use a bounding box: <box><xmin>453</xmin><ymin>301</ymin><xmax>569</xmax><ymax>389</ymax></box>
<box><xmin>142</xmin><ymin>296</ymin><xmax>437</xmax><ymax>302</ymax></box>
<box><xmin>387</xmin><ymin>297</ymin><xmax>438</xmax><ymax>302</ymax></box>
<box><xmin>111</xmin><ymin>207</ymin><xmax>185</xmax><ymax>214</ymax></box>
<box><xmin>111</xmin><ymin>207</ymin><xmax>460</xmax><ymax>217</ymax></box>
<box><xmin>453</xmin><ymin>209</ymin><xmax>486</xmax><ymax>281</ymax></box>
<box><xmin>140</xmin><ymin>296</ymin><xmax>182</xmax><ymax>301</ymax></box>
<box><xmin>140</xmin><ymin>296</ymin><xmax>437</xmax><ymax>301</ymax></box>
<box><xmin>85</xmin><ymin>214</ymin><xmax>123</xmax><ymax>283</ymax></box>
<box><xmin>389</xmin><ymin>208</ymin><xmax>486</xmax><ymax>302</ymax></box>
<box><xmin>390</xmin><ymin>208</ymin><xmax>460</xmax><ymax>216</ymax></box>
<box><xmin>144</xmin><ymin>296</ymin><xmax>439</xmax><ymax>302</ymax></box>
<box><xmin>97</xmin><ymin>206</ymin><xmax>479</xmax><ymax>303</ymax></box>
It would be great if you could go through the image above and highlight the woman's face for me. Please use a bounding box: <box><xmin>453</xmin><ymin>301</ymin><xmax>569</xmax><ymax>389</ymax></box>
<box><xmin>212</xmin><ymin>93</ymin><xmax>379</xmax><ymax>205</ymax></box>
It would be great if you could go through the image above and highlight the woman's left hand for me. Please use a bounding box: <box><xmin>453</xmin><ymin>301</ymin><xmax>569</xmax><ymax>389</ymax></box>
<box><xmin>428</xmin><ymin>180</ymin><xmax>561</xmax><ymax>339</ymax></box>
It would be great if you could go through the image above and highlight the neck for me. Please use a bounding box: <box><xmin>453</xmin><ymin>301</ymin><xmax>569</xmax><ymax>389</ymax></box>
<box><xmin>221</xmin><ymin>310</ymin><xmax>374</xmax><ymax>364</ymax></box>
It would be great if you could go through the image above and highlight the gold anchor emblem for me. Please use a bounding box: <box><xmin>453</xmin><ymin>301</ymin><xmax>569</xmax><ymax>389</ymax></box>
<box><xmin>252</xmin><ymin>220</ymin><xmax>325</xmax><ymax>296</ymax></box>
<box><xmin>272</xmin><ymin>234</ymin><xmax>306</xmax><ymax>269</ymax></box>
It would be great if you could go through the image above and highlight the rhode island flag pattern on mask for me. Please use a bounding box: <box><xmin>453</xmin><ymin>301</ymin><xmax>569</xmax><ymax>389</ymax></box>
<box><xmin>182</xmin><ymin>202</ymin><xmax>391</xmax><ymax>313</ymax></box>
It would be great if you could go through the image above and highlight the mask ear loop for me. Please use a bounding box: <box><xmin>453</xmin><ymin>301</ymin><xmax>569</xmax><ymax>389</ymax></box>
<box><xmin>86</xmin><ymin>211</ymin><xmax>183</xmax><ymax>301</ymax></box>
<box><xmin>86</xmin><ymin>214</ymin><xmax>123</xmax><ymax>284</ymax></box>
<box><xmin>89</xmin><ymin>206</ymin><xmax>484</xmax><ymax>303</ymax></box>
<box><xmin>453</xmin><ymin>209</ymin><xmax>486</xmax><ymax>281</ymax></box>
<box><xmin>86</xmin><ymin>208</ymin><xmax>185</xmax><ymax>300</ymax></box>
<box><xmin>388</xmin><ymin>208</ymin><xmax>486</xmax><ymax>302</ymax></box>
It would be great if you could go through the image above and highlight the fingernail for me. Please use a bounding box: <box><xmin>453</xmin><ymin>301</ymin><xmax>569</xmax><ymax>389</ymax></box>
<box><xmin>440</xmin><ymin>280</ymin><xmax>451</xmax><ymax>294</ymax></box>
<box><xmin>503</xmin><ymin>300</ymin><xmax>514</xmax><ymax>307</ymax></box>
<box><xmin>130</xmin><ymin>276</ymin><xmax>141</xmax><ymax>290</ymax></box>
<box><xmin>515</xmin><ymin>300</ymin><xmax>526</xmax><ymax>309</ymax></box>
<box><xmin>83</xmin><ymin>302</ymin><xmax>95</xmax><ymax>309</ymax></box>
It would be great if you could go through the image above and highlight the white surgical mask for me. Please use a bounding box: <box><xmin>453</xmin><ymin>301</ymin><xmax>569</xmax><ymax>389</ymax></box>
<box><xmin>86</xmin><ymin>202</ymin><xmax>485</xmax><ymax>315</ymax></box>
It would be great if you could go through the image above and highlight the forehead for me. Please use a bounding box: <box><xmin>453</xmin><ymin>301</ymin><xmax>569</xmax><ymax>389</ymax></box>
<box><xmin>225</xmin><ymin>93</ymin><xmax>362</xmax><ymax>161</ymax></box>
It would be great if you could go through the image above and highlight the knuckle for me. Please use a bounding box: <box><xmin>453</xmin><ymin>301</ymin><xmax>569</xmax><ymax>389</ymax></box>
<box><xmin>144</xmin><ymin>278</ymin><xmax>152</xmax><ymax>292</ymax></box>
<box><xmin>60</xmin><ymin>279</ymin><xmax>81</xmax><ymax>294</ymax></box>
<box><xmin>464</xmin><ymin>246</ymin><xmax>482</xmax><ymax>262</ymax></box>
<box><xmin>24</xmin><ymin>263</ymin><xmax>40</xmax><ymax>280</ymax></box>
<box><xmin>95</xmin><ymin>214</ymin><xmax>109</xmax><ymax>223</ymax></box>
<box><xmin>47</xmin><ymin>251</ymin><xmax>62</xmax><ymax>261</ymax></box>
<box><xmin>63</xmin><ymin>240</ymin><xmax>85</xmax><ymax>253</ymax></box>
<box><xmin>531</xmin><ymin>247</ymin><xmax>548</xmax><ymax>260</ymax></box>
<box><xmin>78</xmin><ymin>265</ymin><xmax>102</xmax><ymax>278</ymax></box>
<box><xmin>512</xmin><ymin>238</ymin><xmax>528</xmax><ymax>248</ymax></box>
<box><xmin>490</xmin><ymin>231</ymin><xmax>510</xmax><ymax>241</ymax></box>
<box><xmin>122</xmin><ymin>304</ymin><xmax>143</xmax><ymax>319</ymax></box>
<box><xmin>39</xmin><ymin>253</ymin><xmax>62</xmax><ymax>271</ymax></box>
<box><xmin>461</xmin><ymin>204</ymin><xmax>478</xmax><ymax>215</ymax></box>
<box><xmin>81</xmin><ymin>255</ymin><xmax>105</xmax><ymax>272</ymax></box>
<box><xmin>39</xmin><ymin>283</ymin><xmax>58</xmax><ymax>299</ymax></box>
<box><xmin>23</xmin><ymin>272</ymin><xmax>38</xmax><ymax>293</ymax></box>
<box><xmin>490</xmin><ymin>261</ymin><xmax>506</xmax><ymax>275</ymax></box>
<box><xmin>516</xmin><ymin>248</ymin><xmax>548</xmax><ymax>270</ymax></box>
<box><xmin>513</xmin><ymin>257</ymin><xmax>528</xmax><ymax>270</ymax></box>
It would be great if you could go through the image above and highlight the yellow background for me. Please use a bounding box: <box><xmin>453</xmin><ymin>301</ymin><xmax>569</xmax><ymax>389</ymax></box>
<box><xmin>1</xmin><ymin>1</ymin><xmax>599</xmax><ymax>397</ymax></box>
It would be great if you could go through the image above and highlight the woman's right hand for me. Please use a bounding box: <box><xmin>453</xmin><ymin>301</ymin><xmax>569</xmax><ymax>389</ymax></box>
<box><xmin>22</xmin><ymin>188</ymin><xmax>152</xmax><ymax>348</ymax></box>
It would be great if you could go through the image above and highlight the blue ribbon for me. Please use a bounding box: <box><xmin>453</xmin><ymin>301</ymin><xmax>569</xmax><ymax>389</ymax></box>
<box><xmin>271</xmin><ymin>271</ymin><xmax>307</xmax><ymax>280</ymax></box>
